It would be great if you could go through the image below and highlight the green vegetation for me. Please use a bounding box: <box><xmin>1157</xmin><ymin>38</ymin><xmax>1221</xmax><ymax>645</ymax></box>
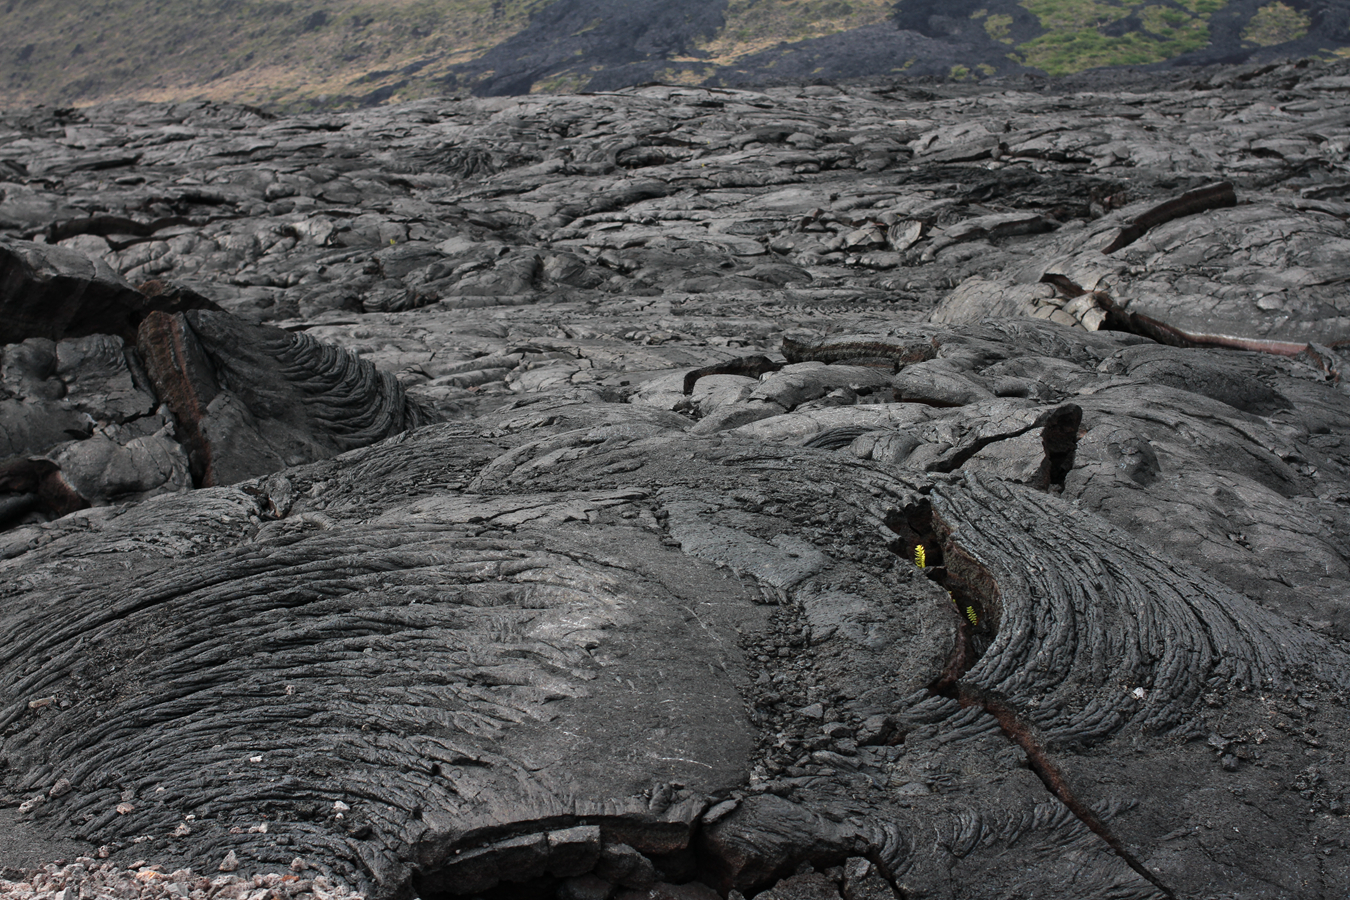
<box><xmin>688</xmin><ymin>0</ymin><xmax>891</xmax><ymax>63</ymax></box>
<box><xmin>1021</xmin><ymin>0</ymin><xmax>1129</xmax><ymax>31</ymax></box>
<box><xmin>1178</xmin><ymin>0</ymin><xmax>1226</xmax><ymax>15</ymax></box>
<box><xmin>0</xmin><ymin>0</ymin><xmax>1320</xmax><ymax>108</ymax></box>
<box><xmin>984</xmin><ymin>13</ymin><xmax>1016</xmax><ymax>43</ymax></box>
<box><xmin>529</xmin><ymin>71</ymin><xmax>590</xmax><ymax>93</ymax></box>
<box><xmin>1242</xmin><ymin>1</ymin><xmax>1310</xmax><ymax>46</ymax></box>
<box><xmin>650</xmin><ymin>64</ymin><xmax>717</xmax><ymax>86</ymax></box>
<box><xmin>1016</xmin><ymin>0</ymin><xmax>1221</xmax><ymax>74</ymax></box>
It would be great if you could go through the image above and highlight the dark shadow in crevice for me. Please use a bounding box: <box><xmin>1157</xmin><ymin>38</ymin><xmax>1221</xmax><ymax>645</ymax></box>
<box><xmin>887</xmin><ymin>492</ymin><xmax>1177</xmax><ymax>900</ymax></box>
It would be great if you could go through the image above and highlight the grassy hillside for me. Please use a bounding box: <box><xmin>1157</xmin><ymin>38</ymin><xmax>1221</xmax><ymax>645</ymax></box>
<box><xmin>1014</xmin><ymin>0</ymin><xmax>1311</xmax><ymax>72</ymax></box>
<box><xmin>0</xmin><ymin>0</ymin><xmax>1343</xmax><ymax>109</ymax></box>
<box><xmin>1</xmin><ymin>0</ymin><xmax>547</xmax><ymax>108</ymax></box>
<box><xmin>694</xmin><ymin>0</ymin><xmax>895</xmax><ymax>62</ymax></box>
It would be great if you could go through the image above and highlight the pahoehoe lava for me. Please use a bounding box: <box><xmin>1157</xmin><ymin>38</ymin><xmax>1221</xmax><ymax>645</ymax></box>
<box><xmin>3</xmin><ymin>57</ymin><xmax>1350</xmax><ymax>900</ymax></box>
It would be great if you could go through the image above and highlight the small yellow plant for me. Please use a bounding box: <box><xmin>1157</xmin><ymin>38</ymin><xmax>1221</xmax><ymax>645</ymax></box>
<box><xmin>965</xmin><ymin>606</ymin><xmax>980</xmax><ymax>626</ymax></box>
<box><xmin>914</xmin><ymin>544</ymin><xmax>926</xmax><ymax>568</ymax></box>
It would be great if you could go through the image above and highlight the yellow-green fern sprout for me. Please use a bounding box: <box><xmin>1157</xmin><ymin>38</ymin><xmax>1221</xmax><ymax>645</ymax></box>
<box><xmin>914</xmin><ymin>544</ymin><xmax>926</xmax><ymax>568</ymax></box>
<box><xmin>965</xmin><ymin>606</ymin><xmax>979</xmax><ymax>626</ymax></box>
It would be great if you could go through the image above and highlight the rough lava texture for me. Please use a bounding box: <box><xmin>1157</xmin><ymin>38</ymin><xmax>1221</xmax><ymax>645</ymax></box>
<box><xmin>1</xmin><ymin>60</ymin><xmax>1349</xmax><ymax>900</ymax></box>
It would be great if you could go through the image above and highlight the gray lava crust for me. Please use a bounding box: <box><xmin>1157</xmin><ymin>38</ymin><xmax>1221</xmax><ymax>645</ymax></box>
<box><xmin>2</xmin><ymin>60</ymin><xmax>1350</xmax><ymax>900</ymax></box>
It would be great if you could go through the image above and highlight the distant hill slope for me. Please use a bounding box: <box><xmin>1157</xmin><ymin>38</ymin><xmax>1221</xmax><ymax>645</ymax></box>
<box><xmin>2</xmin><ymin>0</ymin><xmax>1347</xmax><ymax>109</ymax></box>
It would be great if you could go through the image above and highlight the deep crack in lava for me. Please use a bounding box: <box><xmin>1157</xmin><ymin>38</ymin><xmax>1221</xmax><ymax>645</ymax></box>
<box><xmin>892</xmin><ymin>496</ymin><xmax>1178</xmax><ymax>900</ymax></box>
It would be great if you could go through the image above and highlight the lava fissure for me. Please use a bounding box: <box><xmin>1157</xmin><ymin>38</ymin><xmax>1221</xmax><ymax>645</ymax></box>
<box><xmin>1032</xmin><ymin>403</ymin><xmax>1082</xmax><ymax>492</ymax></box>
<box><xmin>1101</xmin><ymin>181</ymin><xmax>1236</xmax><ymax>254</ymax></box>
<box><xmin>893</xmin><ymin>498</ymin><xmax>1176</xmax><ymax>898</ymax></box>
<box><xmin>682</xmin><ymin>354</ymin><xmax>783</xmax><ymax>394</ymax></box>
<box><xmin>948</xmin><ymin>684</ymin><xmax>1178</xmax><ymax>900</ymax></box>
<box><xmin>781</xmin><ymin>337</ymin><xmax>937</xmax><ymax>368</ymax></box>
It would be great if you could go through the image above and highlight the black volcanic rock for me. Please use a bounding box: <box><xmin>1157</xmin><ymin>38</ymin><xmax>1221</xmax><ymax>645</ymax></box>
<box><xmin>0</xmin><ymin>237</ymin><xmax>431</xmax><ymax>521</ymax></box>
<box><xmin>135</xmin><ymin>309</ymin><xmax>431</xmax><ymax>487</ymax></box>
<box><xmin>2</xmin><ymin>62</ymin><xmax>1350</xmax><ymax>900</ymax></box>
<box><xmin>458</xmin><ymin>0</ymin><xmax>730</xmax><ymax>96</ymax></box>
<box><xmin>0</xmin><ymin>238</ymin><xmax>217</xmax><ymax>345</ymax></box>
